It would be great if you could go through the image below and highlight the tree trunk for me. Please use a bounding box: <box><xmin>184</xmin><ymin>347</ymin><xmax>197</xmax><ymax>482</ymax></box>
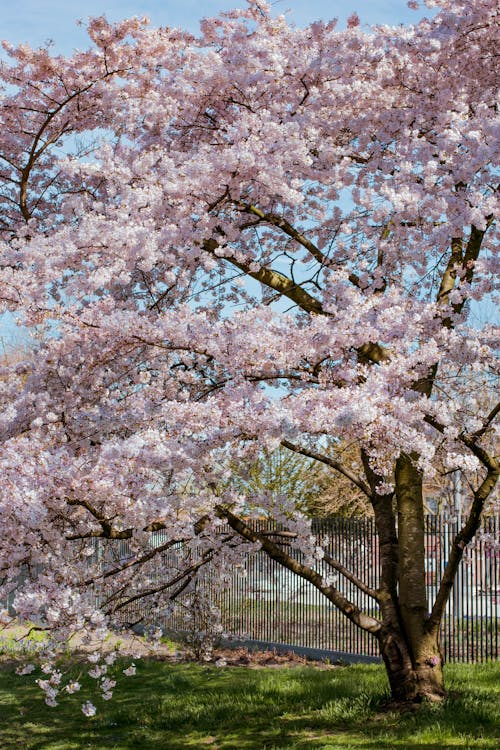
<box><xmin>395</xmin><ymin>454</ymin><xmax>428</xmax><ymax>645</ymax></box>
<box><xmin>374</xmin><ymin>453</ymin><xmax>446</xmax><ymax>704</ymax></box>
<box><xmin>379</xmin><ymin>627</ymin><xmax>445</xmax><ymax>704</ymax></box>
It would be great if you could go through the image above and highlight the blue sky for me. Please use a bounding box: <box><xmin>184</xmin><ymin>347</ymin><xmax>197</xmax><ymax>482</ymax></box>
<box><xmin>2</xmin><ymin>1</ymin><xmax>425</xmax><ymax>52</ymax></box>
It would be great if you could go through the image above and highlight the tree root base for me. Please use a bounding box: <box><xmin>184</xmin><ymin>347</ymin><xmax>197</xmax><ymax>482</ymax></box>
<box><xmin>381</xmin><ymin>690</ymin><xmax>447</xmax><ymax>713</ymax></box>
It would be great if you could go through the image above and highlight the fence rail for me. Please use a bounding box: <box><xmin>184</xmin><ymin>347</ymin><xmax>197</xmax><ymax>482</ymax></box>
<box><xmin>145</xmin><ymin>516</ymin><xmax>499</xmax><ymax>663</ymax></box>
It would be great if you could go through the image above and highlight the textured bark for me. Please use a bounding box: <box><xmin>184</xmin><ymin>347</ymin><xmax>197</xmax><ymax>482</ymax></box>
<box><xmin>379</xmin><ymin>628</ymin><xmax>445</xmax><ymax>704</ymax></box>
<box><xmin>361</xmin><ymin>452</ymin><xmax>398</xmax><ymax>604</ymax></box>
<box><xmin>367</xmin><ymin>451</ymin><xmax>447</xmax><ymax>704</ymax></box>
<box><xmin>395</xmin><ymin>453</ymin><xmax>428</xmax><ymax>657</ymax></box>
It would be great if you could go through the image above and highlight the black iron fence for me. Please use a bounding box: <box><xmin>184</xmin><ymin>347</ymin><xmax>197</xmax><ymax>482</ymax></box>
<box><xmin>4</xmin><ymin>516</ymin><xmax>498</xmax><ymax>663</ymax></box>
<box><xmin>144</xmin><ymin>516</ymin><xmax>499</xmax><ymax>663</ymax></box>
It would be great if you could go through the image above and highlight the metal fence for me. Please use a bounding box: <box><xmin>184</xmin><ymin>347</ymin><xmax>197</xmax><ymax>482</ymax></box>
<box><xmin>150</xmin><ymin>516</ymin><xmax>499</xmax><ymax>663</ymax></box>
<box><xmin>4</xmin><ymin>516</ymin><xmax>498</xmax><ymax>663</ymax></box>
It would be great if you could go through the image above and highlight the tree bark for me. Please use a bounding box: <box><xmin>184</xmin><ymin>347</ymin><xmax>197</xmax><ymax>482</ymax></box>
<box><xmin>395</xmin><ymin>455</ymin><xmax>427</xmax><ymax>650</ymax></box>
<box><xmin>379</xmin><ymin>627</ymin><xmax>445</xmax><ymax>704</ymax></box>
<box><xmin>371</xmin><ymin>452</ymin><xmax>447</xmax><ymax>703</ymax></box>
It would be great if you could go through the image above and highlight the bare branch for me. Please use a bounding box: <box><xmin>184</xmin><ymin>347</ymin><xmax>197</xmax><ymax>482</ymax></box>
<box><xmin>256</xmin><ymin>527</ymin><xmax>379</xmax><ymax>599</ymax></box>
<box><xmin>322</xmin><ymin>552</ymin><xmax>380</xmax><ymax>600</ymax></box>
<box><xmin>84</xmin><ymin>537</ymin><xmax>185</xmax><ymax>586</ymax></box>
<box><xmin>281</xmin><ymin>439</ymin><xmax>373</xmax><ymax>498</ymax></box>
<box><xmin>471</xmin><ymin>399</ymin><xmax>500</xmax><ymax>441</ymax></box>
<box><xmin>104</xmin><ymin>552</ymin><xmax>214</xmax><ymax>613</ymax></box>
<box><xmin>202</xmin><ymin>239</ymin><xmax>390</xmax><ymax>367</ymax></box>
<box><xmin>427</xmin><ymin>455</ymin><xmax>499</xmax><ymax>634</ymax></box>
<box><xmin>202</xmin><ymin>237</ymin><xmax>324</xmax><ymax>314</ymax></box>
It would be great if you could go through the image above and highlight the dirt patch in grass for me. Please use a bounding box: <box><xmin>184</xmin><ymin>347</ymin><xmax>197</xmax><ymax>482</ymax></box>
<box><xmin>207</xmin><ymin>646</ymin><xmax>338</xmax><ymax>669</ymax></box>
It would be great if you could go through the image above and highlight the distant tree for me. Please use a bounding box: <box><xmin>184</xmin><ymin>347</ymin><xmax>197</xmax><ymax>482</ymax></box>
<box><xmin>229</xmin><ymin>445</ymin><xmax>327</xmax><ymax>514</ymax></box>
<box><xmin>309</xmin><ymin>443</ymin><xmax>373</xmax><ymax>518</ymax></box>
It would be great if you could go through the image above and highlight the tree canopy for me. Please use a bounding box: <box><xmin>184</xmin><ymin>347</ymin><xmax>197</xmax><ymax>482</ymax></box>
<box><xmin>0</xmin><ymin>0</ymin><xmax>498</xmax><ymax>708</ymax></box>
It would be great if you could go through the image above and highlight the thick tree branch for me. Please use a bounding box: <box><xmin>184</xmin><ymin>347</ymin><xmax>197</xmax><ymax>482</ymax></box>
<box><xmin>437</xmin><ymin>220</ymin><xmax>492</xmax><ymax>326</ymax></box>
<box><xmin>218</xmin><ymin>506</ymin><xmax>382</xmax><ymax>634</ymax></box>
<box><xmin>203</xmin><ymin>237</ymin><xmax>324</xmax><ymax>314</ymax></box>
<box><xmin>361</xmin><ymin>450</ymin><xmax>399</xmax><ymax>608</ymax></box>
<box><xmin>202</xmin><ymin>239</ymin><xmax>390</xmax><ymax>366</ymax></box>
<box><xmin>322</xmin><ymin>552</ymin><xmax>380</xmax><ymax>601</ymax></box>
<box><xmin>236</xmin><ymin>202</ymin><xmax>329</xmax><ymax>267</ymax></box>
<box><xmin>424</xmin><ymin>413</ymin><xmax>498</xmax><ymax>471</ymax></box>
<box><xmin>237</xmin><ymin>202</ymin><xmax>365</xmax><ymax>289</ymax></box>
<box><xmin>423</xmin><ymin>415</ymin><xmax>500</xmax><ymax>633</ymax></box>
<box><xmin>427</xmin><ymin>456</ymin><xmax>499</xmax><ymax>634</ymax></box>
<box><xmin>65</xmin><ymin>497</ymin><xmax>135</xmax><ymax>540</ymax></box>
<box><xmin>437</xmin><ymin>236</ymin><xmax>464</xmax><ymax>308</ymax></box>
<box><xmin>471</xmin><ymin>398</ymin><xmax>500</xmax><ymax>441</ymax></box>
<box><xmin>254</xmin><ymin>528</ymin><xmax>379</xmax><ymax>599</ymax></box>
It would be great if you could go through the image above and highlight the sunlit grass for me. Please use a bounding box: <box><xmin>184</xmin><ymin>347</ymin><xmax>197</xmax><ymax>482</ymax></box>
<box><xmin>0</xmin><ymin>658</ymin><xmax>498</xmax><ymax>749</ymax></box>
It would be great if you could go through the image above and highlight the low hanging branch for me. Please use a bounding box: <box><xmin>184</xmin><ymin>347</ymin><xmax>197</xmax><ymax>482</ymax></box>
<box><xmin>423</xmin><ymin>416</ymin><xmax>500</xmax><ymax>633</ymax></box>
<box><xmin>102</xmin><ymin>550</ymin><xmax>216</xmax><ymax>614</ymax></box>
<box><xmin>217</xmin><ymin>506</ymin><xmax>382</xmax><ymax>634</ymax></box>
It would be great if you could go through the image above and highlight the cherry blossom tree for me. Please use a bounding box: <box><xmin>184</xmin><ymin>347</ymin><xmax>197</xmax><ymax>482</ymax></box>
<box><xmin>0</xmin><ymin>0</ymin><xmax>498</xmax><ymax>707</ymax></box>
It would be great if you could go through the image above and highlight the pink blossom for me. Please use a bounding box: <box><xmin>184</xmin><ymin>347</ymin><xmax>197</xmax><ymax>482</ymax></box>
<box><xmin>15</xmin><ymin>664</ymin><xmax>36</xmax><ymax>675</ymax></box>
<box><xmin>65</xmin><ymin>681</ymin><xmax>81</xmax><ymax>694</ymax></box>
<box><xmin>81</xmin><ymin>702</ymin><xmax>97</xmax><ymax>717</ymax></box>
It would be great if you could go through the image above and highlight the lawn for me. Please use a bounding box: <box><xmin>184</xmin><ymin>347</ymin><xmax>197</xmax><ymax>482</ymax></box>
<box><xmin>0</xmin><ymin>658</ymin><xmax>498</xmax><ymax>749</ymax></box>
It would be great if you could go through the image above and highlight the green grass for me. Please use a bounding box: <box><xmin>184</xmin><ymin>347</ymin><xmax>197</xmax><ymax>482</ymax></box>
<box><xmin>0</xmin><ymin>659</ymin><xmax>498</xmax><ymax>749</ymax></box>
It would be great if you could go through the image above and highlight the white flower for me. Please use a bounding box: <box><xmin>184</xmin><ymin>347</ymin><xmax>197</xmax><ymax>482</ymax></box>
<box><xmin>100</xmin><ymin>677</ymin><xmax>116</xmax><ymax>692</ymax></box>
<box><xmin>89</xmin><ymin>665</ymin><xmax>106</xmax><ymax>679</ymax></box>
<box><xmin>65</xmin><ymin>681</ymin><xmax>81</xmax><ymax>694</ymax></box>
<box><xmin>324</xmin><ymin>574</ymin><xmax>338</xmax><ymax>587</ymax></box>
<box><xmin>16</xmin><ymin>663</ymin><xmax>36</xmax><ymax>675</ymax></box>
<box><xmin>123</xmin><ymin>663</ymin><xmax>136</xmax><ymax>676</ymax></box>
<box><xmin>82</xmin><ymin>701</ymin><xmax>97</xmax><ymax>717</ymax></box>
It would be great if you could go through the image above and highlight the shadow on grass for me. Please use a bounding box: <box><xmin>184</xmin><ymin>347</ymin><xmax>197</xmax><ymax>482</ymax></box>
<box><xmin>0</xmin><ymin>661</ymin><xmax>498</xmax><ymax>749</ymax></box>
